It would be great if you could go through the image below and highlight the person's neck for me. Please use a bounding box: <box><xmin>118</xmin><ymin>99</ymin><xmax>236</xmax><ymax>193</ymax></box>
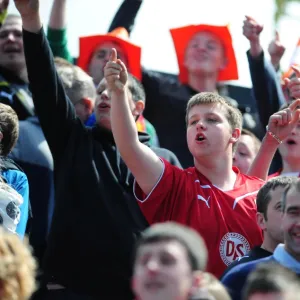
<box><xmin>187</xmin><ymin>72</ymin><xmax>218</xmax><ymax>93</ymax></box>
<box><xmin>281</xmin><ymin>159</ymin><xmax>300</xmax><ymax>174</ymax></box>
<box><xmin>3</xmin><ymin>64</ymin><xmax>28</xmax><ymax>83</ymax></box>
<box><xmin>194</xmin><ymin>153</ymin><xmax>236</xmax><ymax>190</ymax></box>
<box><xmin>261</xmin><ymin>235</ymin><xmax>280</xmax><ymax>253</ymax></box>
<box><xmin>284</xmin><ymin>245</ymin><xmax>300</xmax><ymax>262</ymax></box>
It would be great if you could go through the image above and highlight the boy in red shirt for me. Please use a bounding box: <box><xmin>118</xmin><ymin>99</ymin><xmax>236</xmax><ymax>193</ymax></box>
<box><xmin>105</xmin><ymin>49</ymin><xmax>300</xmax><ymax>277</ymax></box>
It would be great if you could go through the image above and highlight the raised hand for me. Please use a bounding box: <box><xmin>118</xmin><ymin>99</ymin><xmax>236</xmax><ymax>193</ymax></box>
<box><xmin>243</xmin><ymin>16</ymin><xmax>263</xmax><ymax>43</ymax></box>
<box><xmin>104</xmin><ymin>48</ymin><xmax>128</xmax><ymax>93</ymax></box>
<box><xmin>284</xmin><ymin>65</ymin><xmax>300</xmax><ymax>99</ymax></box>
<box><xmin>13</xmin><ymin>0</ymin><xmax>39</xmax><ymax>19</ymax></box>
<box><xmin>268</xmin><ymin>31</ymin><xmax>286</xmax><ymax>69</ymax></box>
<box><xmin>267</xmin><ymin>99</ymin><xmax>300</xmax><ymax>142</ymax></box>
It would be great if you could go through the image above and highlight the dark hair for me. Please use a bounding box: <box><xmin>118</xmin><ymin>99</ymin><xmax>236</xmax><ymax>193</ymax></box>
<box><xmin>0</xmin><ymin>104</ymin><xmax>19</xmax><ymax>156</ymax></box>
<box><xmin>127</xmin><ymin>73</ymin><xmax>146</xmax><ymax>104</ymax></box>
<box><xmin>134</xmin><ymin>222</ymin><xmax>207</xmax><ymax>271</ymax></box>
<box><xmin>243</xmin><ymin>263</ymin><xmax>300</xmax><ymax>300</ymax></box>
<box><xmin>282</xmin><ymin>179</ymin><xmax>300</xmax><ymax>212</ymax></box>
<box><xmin>256</xmin><ymin>177</ymin><xmax>296</xmax><ymax>220</ymax></box>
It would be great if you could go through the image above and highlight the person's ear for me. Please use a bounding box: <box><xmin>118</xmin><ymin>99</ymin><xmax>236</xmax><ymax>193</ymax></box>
<box><xmin>82</xmin><ymin>98</ymin><xmax>94</xmax><ymax>115</ymax></box>
<box><xmin>256</xmin><ymin>212</ymin><xmax>267</xmax><ymax>231</ymax></box>
<box><xmin>132</xmin><ymin>100</ymin><xmax>145</xmax><ymax>117</ymax></box>
<box><xmin>0</xmin><ymin>131</ymin><xmax>3</xmax><ymax>143</ymax></box>
<box><xmin>230</xmin><ymin>128</ymin><xmax>240</xmax><ymax>144</ymax></box>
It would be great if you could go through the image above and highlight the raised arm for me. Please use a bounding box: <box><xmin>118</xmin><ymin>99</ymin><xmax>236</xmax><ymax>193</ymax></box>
<box><xmin>13</xmin><ymin>0</ymin><xmax>77</xmax><ymax>162</ymax></box>
<box><xmin>108</xmin><ymin>0</ymin><xmax>143</xmax><ymax>34</ymax></box>
<box><xmin>47</xmin><ymin>0</ymin><xmax>73</xmax><ymax>63</ymax></box>
<box><xmin>106</xmin><ymin>49</ymin><xmax>163</xmax><ymax>195</ymax></box>
<box><xmin>248</xmin><ymin>99</ymin><xmax>300</xmax><ymax>180</ymax></box>
<box><xmin>268</xmin><ymin>31</ymin><xmax>286</xmax><ymax>72</ymax></box>
<box><xmin>243</xmin><ymin>16</ymin><xmax>285</xmax><ymax>129</ymax></box>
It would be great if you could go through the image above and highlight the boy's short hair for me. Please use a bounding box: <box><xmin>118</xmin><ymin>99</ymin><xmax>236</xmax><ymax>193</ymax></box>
<box><xmin>0</xmin><ymin>227</ymin><xmax>37</xmax><ymax>300</ymax></box>
<box><xmin>256</xmin><ymin>176</ymin><xmax>296</xmax><ymax>220</ymax></box>
<box><xmin>127</xmin><ymin>73</ymin><xmax>146</xmax><ymax>104</ymax></box>
<box><xmin>134</xmin><ymin>222</ymin><xmax>207</xmax><ymax>271</ymax></box>
<box><xmin>0</xmin><ymin>103</ymin><xmax>19</xmax><ymax>156</ymax></box>
<box><xmin>242</xmin><ymin>263</ymin><xmax>300</xmax><ymax>300</ymax></box>
<box><xmin>241</xmin><ymin>129</ymin><xmax>261</xmax><ymax>153</ymax></box>
<box><xmin>54</xmin><ymin>57</ymin><xmax>96</xmax><ymax>105</ymax></box>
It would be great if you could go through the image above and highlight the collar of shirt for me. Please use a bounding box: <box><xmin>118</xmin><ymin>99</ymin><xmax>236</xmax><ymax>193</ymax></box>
<box><xmin>273</xmin><ymin>244</ymin><xmax>300</xmax><ymax>273</ymax></box>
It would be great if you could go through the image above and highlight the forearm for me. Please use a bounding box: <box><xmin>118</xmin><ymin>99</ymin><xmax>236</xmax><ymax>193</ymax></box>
<box><xmin>111</xmin><ymin>89</ymin><xmax>140</xmax><ymax>155</ymax></box>
<box><xmin>249</xmin><ymin>41</ymin><xmax>263</xmax><ymax>58</ymax></box>
<box><xmin>110</xmin><ymin>86</ymin><xmax>163</xmax><ymax>195</ymax></box>
<box><xmin>22</xmin><ymin>13</ymin><xmax>42</xmax><ymax>33</ymax></box>
<box><xmin>247</xmin><ymin>51</ymin><xmax>285</xmax><ymax>128</ymax></box>
<box><xmin>247</xmin><ymin>133</ymin><xmax>279</xmax><ymax>180</ymax></box>
<box><xmin>108</xmin><ymin>0</ymin><xmax>143</xmax><ymax>34</ymax></box>
<box><xmin>49</xmin><ymin>0</ymin><xmax>67</xmax><ymax>29</ymax></box>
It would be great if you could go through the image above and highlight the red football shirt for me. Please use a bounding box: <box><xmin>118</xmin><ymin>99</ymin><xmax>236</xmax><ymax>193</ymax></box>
<box><xmin>135</xmin><ymin>159</ymin><xmax>264</xmax><ymax>278</ymax></box>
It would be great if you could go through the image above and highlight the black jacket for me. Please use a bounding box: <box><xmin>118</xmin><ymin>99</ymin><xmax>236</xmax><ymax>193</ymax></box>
<box><xmin>23</xmin><ymin>29</ymin><xmax>181</xmax><ymax>299</ymax></box>
<box><xmin>220</xmin><ymin>246</ymin><xmax>272</xmax><ymax>279</ymax></box>
<box><xmin>0</xmin><ymin>66</ymin><xmax>34</xmax><ymax>120</ymax></box>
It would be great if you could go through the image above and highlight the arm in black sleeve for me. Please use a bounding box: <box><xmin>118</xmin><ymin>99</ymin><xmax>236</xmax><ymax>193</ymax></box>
<box><xmin>23</xmin><ymin>28</ymin><xmax>77</xmax><ymax>164</ymax></box>
<box><xmin>247</xmin><ymin>50</ymin><xmax>285</xmax><ymax>129</ymax></box>
<box><xmin>108</xmin><ymin>0</ymin><xmax>143</xmax><ymax>34</ymax></box>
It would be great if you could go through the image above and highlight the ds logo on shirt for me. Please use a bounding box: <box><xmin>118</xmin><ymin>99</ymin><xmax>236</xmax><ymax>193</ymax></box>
<box><xmin>219</xmin><ymin>232</ymin><xmax>250</xmax><ymax>266</ymax></box>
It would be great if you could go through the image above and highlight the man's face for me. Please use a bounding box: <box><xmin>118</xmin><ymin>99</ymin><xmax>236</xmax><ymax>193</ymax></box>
<box><xmin>88</xmin><ymin>41</ymin><xmax>128</xmax><ymax>85</ymax></box>
<box><xmin>282</xmin><ymin>186</ymin><xmax>300</xmax><ymax>260</ymax></box>
<box><xmin>133</xmin><ymin>240</ymin><xmax>195</xmax><ymax>300</ymax></box>
<box><xmin>279</xmin><ymin>121</ymin><xmax>300</xmax><ymax>163</ymax></box>
<box><xmin>233</xmin><ymin>134</ymin><xmax>258</xmax><ymax>174</ymax></box>
<box><xmin>95</xmin><ymin>78</ymin><xmax>136</xmax><ymax>130</ymax></box>
<box><xmin>263</xmin><ymin>187</ymin><xmax>285</xmax><ymax>244</ymax></box>
<box><xmin>184</xmin><ymin>31</ymin><xmax>227</xmax><ymax>77</ymax></box>
<box><xmin>0</xmin><ymin>17</ymin><xmax>25</xmax><ymax>72</ymax></box>
<box><xmin>186</xmin><ymin>103</ymin><xmax>237</xmax><ymax>161</ymax></box>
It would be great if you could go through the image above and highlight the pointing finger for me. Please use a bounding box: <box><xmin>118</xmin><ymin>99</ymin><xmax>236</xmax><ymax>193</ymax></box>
<box><xmin>109</xmin><ymin>48</ymin><xmax>117</xmax><ymax>62</ymax></box>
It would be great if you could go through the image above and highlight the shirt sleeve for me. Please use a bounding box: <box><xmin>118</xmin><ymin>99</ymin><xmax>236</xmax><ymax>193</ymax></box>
<box><xmin>47</xmin><ymin>27</ymin><xmax>74</xmax><ymax>64</ymax></box>
<box><xmin>134</xmin><ymin>158</ymin><xmax>185</xmax><ymax>224</ymax></box>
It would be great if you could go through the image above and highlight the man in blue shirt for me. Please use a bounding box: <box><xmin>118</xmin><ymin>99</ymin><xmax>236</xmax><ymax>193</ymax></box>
<box><xmin>222</xmin><ymin>178</ymin><xmax>300</xmax><ymax>300</ymax></box>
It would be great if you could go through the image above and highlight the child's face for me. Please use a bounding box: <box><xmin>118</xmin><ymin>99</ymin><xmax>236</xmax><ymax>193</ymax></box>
<box><xmin>279</xmin><ymin>121</ymin><xmax>300</xmax><ymax>163</ymax></box>
<box><xmin>132</xmin><ymin>240</ymin><xmax>194</xmax><ymax>300</ymax></box>
<box><xmin>186</xmin><ymin>103</ymin><xmax>237</xmax><ymax>161</ymax></box>
<box><xmin>233</xmin><ymin>134</ymin><xmax>258</xmax><ymax>174</ymax></box>
<box><xmin>94</xmin><ymin>78</ymin><xmax>136</xmax><ymax>129</ymax></box>
<box><xmin>184</xmin><ymin>31</ymin><xmax>226</xmax><ymax>76</ymax></box>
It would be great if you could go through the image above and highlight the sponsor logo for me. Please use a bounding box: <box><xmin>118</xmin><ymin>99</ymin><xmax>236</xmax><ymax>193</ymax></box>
<box><xmin>219</xmin><ymin>232</ymin><xmax>250</xmax><ymax>265</ymax></box>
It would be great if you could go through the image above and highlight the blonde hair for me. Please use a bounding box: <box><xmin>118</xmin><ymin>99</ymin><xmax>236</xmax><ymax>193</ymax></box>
<box><xmin>200</xmin><ymin>272</ymin><xmax>231</xmax><ymax>300</ymax></box>
<box><xmin>0</xmin><ymin>228</ymin><xmax>37</xmax><ymax>300</ymax></box>
<box><xmin>54</xmin><ymin>57</ymin><xmax>96</xmax><ymax>105</ymax></box>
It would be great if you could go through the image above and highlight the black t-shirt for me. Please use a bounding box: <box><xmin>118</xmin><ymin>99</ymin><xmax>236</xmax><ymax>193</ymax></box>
<box><xmin>220</xmin><ymin>246</ymin><xmax>272</xmax><ymax>279</ymax></box>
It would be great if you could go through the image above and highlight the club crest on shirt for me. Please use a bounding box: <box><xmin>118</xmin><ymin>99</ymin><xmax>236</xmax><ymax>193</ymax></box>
<box><xmin>219</xmin><ymin>232</ymin><xmax>250</xmax><ymax>266</ymax></box>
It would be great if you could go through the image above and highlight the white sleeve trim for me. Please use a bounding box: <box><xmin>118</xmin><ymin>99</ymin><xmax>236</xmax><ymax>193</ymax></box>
<box><xmin>133</xmin><ymin>158</ymin><xmax>166</xmax><ymax>203</ymax></box>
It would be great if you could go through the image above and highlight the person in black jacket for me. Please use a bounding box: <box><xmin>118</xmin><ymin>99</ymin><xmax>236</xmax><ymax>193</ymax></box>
<box><xmin>13</xmin><ymin>1</ymin><xmax>181</xmax><ymax>299</ymax></box>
